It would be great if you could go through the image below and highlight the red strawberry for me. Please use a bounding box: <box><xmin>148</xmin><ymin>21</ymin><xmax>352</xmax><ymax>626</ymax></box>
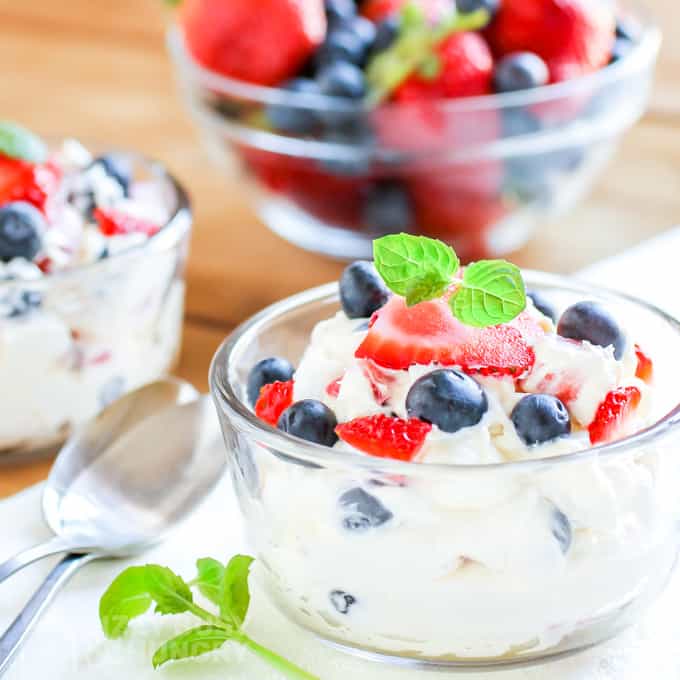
<box><xmin>362</xmin><ymin>0</ymin><xmax>453</xmax><ymax>23</ymax></box>
<box><xmin>588</xmin><ymin>386</ymin><xmax>641</xmax><ymax>445</ymax></box>
<box><xmin>336</xmin><ymin>414</ymin><xmax>432</xmax><ymax>461</ymax></box>
<box><xmin>634</xmin><ymin>344</ymin><xmax>653</xmax><ymax>384</ymax></box>
<box><xmin>0</xmin><ymin>154</ymin><xmax>61</xmax><ymax>213</ymax></box>
<box><xmin>180</xmin><ymin>0</ymin><xmax>326</xmax><ymax>86</ymax></box>
<box><xmin>394</xmin><ymin>32</ymin><xmax>494</xmax><ymax>101</ymax></box>
<box><xmin>326</xmin><ymin>376</ymin><xmax>343</xmax><ymax>398</ymax></box>
<box><xmin>255</xmin><ymin>380</ymin><xmax>294</xmax><ymax>426</ymax></box>
<box><xmin>487</xmin><ymin>0</ymin><xmax>615</xmax><ymax>83</ymax></box>
<box><xmin>94</xmin><ymin>208</ymin><xmax>160</xmax><ymax>237</ymax></box>
<box><xmin>355</xmin><ymin>295</ymin><xmax>536</xmax><ymax>376</ymax></box>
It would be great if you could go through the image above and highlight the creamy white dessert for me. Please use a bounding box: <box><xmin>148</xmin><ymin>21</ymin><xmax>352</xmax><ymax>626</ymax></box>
<box><xmin>0</xmin><ymin>137</ymin><xmax>187</xmax><ymax>453</ymax></box>
<box><xmin>242</xmin><ymin>260</ymin><xmax>677</xmax><ymax>662</ymax></box>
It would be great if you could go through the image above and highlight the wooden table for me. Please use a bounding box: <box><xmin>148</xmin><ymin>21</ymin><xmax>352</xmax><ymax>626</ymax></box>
<box><xmin>0</xmin><ymin>0</ymin><xmax>679</xmax><ymax>496</ymax></box>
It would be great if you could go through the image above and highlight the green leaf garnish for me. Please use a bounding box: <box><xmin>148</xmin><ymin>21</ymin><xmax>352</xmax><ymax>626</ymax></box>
<box><xmin>152</xmin><ymin>626</ymin><xmax>232</xmax><ymax>668</ymax></box>
<box><xmin>374</xmin><ymin>233</ymin><xmax>459</xmax><ymax>306</ymax></box>
<box><xmin>372</xmin><ymin>234</ymin><xmax>526</xmax><ymax>326</ymax></box>
<box><xmin>452</xmin><ymin>260</ymin><xmax>526</xmax><ymax>327</ymax></box>
<box><xmin>100</xmin><ymin>555</ymin><xmax>318</xmax><ymax>680</ymax></box>
<box><xmin>365</xmin><ymin>4</ymin><xmax>490</xmax><ymax>104</ymax></box>
<box><xmin>0</xmin><ymin>121</ymin><xmax>48</xmax><ymax>163</ymax></box>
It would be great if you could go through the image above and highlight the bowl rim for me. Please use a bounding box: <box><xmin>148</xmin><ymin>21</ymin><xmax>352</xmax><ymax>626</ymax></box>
<box><xmin>0</xmin><ymin>150</ymin><xmax>192</xmax><ymax>290</ymax></box>
<box><xmin>210</xmin><ymin>271</ymin><xmax>680</xmax><ymax>476</ymax></box>
<box><xmin>167</xmin><ymin>2</ymin><xmax>661</xmax><ymax>114</ymax></box>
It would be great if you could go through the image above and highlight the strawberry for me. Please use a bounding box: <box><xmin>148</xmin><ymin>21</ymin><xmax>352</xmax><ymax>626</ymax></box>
<box><xmin>487</xmin><ymin>0</ymin><xmax>615</xmax><ymax>83</ymax></box>
<box><xmin>362</xmin><ymin>0</ymin><xmax>453</xmax><ymax>23</ymax></box>
<box><xmin>326</xmin><ymin>376</ymin><xmax>343</xmax><ymax>398</ymax></box>
<box><xmin>180</xmin><ymin>0</ymin><xmax>326</xmax><ymax>86</ymax></box>
<box><xmin>94</xmin><ymin>208</ymin><xmax>161</xmax><ymax>237</ymax></box>
<box><xmin>0</xmin><ymin>154</ymin><xmax>61</xmax><ymax>213</ymax></box>
<box><xmin>588</xmin><ymin>386</ymin><xmax>641</xmax><ymax>445</ymax></box>
<box><xmin>254</xmin><ymin>380</ymin><xmax>294</xmax><ymax>426</ymax></box>
<box><xmin>336</xmin><ymin>414</ymin><xmax>432</xmax><ymax>461</ymax></box>
<box><xmin>394</xmin><ymin>32</ymin><xmax>494</xmax><ymax>101</ymax></box>
<box><xmin>355</xmin><ymin>294</ymin><xmax>535</xmax><ymax>375</ymax></box>
<box><xmin>634</xmin><ymin>344</ymin><xmax>653</xmax><ymax>384</ymax></box>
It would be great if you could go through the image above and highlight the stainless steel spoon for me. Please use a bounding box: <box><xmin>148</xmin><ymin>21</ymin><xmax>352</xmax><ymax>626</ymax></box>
<box><xmin>0</xmin><ymin>382</ymin><xmax>225</xmax><ymax>676</ymax></box>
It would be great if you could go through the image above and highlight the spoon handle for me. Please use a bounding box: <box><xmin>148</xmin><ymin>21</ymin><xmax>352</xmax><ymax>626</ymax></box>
<box><xmin>0</xmin><ymin>553</ymin><xmax>97</xmax><ymax>677</ymax></box>
<box><xmin>0</xmin><ymin>536</ymin><xmax>83</xmax><ymax>584</ymax></box>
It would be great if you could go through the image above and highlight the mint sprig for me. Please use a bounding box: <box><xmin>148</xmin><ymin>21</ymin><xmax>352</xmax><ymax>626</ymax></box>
<box><xmin>99</xmin><ymin>555</ymin><xmax>318</xmax><ymax>680</ymax></box>
<box><xmin>365</xmin><ymin>3</ymin><xmax>490</xmax><ymax>104</ymax></box>
<box><xmin>373</xmin><ymin>233</ymin><xmax>526</xmax><ymax>327</ymax></box>
<box><xmin>0</xmin><ymin>121</ymin><xmax>48</xmax><ymax>163</ymax></box>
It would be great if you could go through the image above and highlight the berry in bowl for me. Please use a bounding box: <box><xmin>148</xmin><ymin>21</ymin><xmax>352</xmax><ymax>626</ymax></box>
<box><xmin>169</xmin><ymin>0</ymin><xmax>659</xmax><ymax>261</ymax></box>
<box><xmin>0</xmin><ymin>122</ymin><xmax>191</xmax><ymax>458</ymax></box>
<box><xmin>211</xmin><ymin>234</ymin><xmax>680</xmax><ymax>668</ymax></box>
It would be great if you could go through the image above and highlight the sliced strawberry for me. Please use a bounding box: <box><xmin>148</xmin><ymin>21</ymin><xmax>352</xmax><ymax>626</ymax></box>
<box><xmin>255</xmin><ymin>380</ymin><xmax>294</xmax><ymax>426</ymax></box>
<box><xmin>362</xmin><ymin>0</ymin><xmax>453</xmax><ymax>23</ymax></box>
<box><xmin>180</xmin><ymin>0</ymin><xmax>326</xmax><ymax>86</ymax></box>
<box><xmin>355</xmin><ymin>295</ymin><xmax>535</xmax><ymax>376</ymax></box>
<box><xmin>336</xmin><ymin>414</ymin><xmax>432</xmax><ymax>461</ymax></box>
<box><xmin>0</xmin><ymin>154</ymin><xmax>61</xmax><ymax>212</ymax></box>
<box><xmin>588</xmin><ymin>386</ymin><xmax>641</xmax><ymax>445</ymax></box>
<box><xmin>634</xmin><ymin>344</ymin><xmax>654</xmax><ymax>384</ymax></box>
<box><xmin>94</xmin><ymin>208</ymin><xmax>160</xmax><ymax>238</ymax></box>
<box><xmin>326</xmin><ymin>376</ymin><xmax>343</xmax><ymax>398</ymax></box>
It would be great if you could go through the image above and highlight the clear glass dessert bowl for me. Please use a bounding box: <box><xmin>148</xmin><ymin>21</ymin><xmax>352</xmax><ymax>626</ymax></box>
<box><xmin>168</xmin><ymin>2</ymin><xmax>660</xmax><ymax>262</ymax></box>
<box><xmin>210</xmin><ymin>272</ymin><xmax>680</xmax><ymax>670</ymax></box>
<box><xmin>0</xmin><ymin>153</ymin><xmax>191</xmax><ymax>460</ymax></box>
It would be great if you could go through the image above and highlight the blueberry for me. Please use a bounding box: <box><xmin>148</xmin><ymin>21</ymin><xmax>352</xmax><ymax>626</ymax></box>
<box><xmin>92</xmin><ymin>154</ymin><xmax>131</xmax><ymax>196</ymax></box>
<box><xmin>330</xmin><ymin>590</ymin><xmax>356</xmax><ymax>614</ymax></box>
<box><xmin>610</xmin><ymin>38</ymin><xmax>633</xmax><ymax>64</ymax></box>
<box><xmin>277</xmin><ymin>399</ymin><xmax>339</xmax><ymax>446</ymax></box>
<box><xmin>557</xmin><ymin>301</ymin><xmax>626</xmax><ymax>359</ymax></box>
<box><xmin>346</xmin><ymin>15</ymin><xmax>377</xmax><ymax>50</ymax></box>
<box><xmin>456</xmin><ymin>0</ymin><xmax>500</xmax><ymax>19</ymax></box>
<box><xmin>318</xmin><ymin>121</ymin><xmax>373</xmax><ymax>176</ymax></box>
<box><xmin>527</xmin><ymin>290</ymin><xmax>556</xmax><ymax>322</ymax></box>
<box><xmin>371</xmin><ymin>16</ymin><xmax>399</xmax><ymax>54</ymax></box>
<box><xmin>316</xmin><ymin>29</ymin><xmax>367</xmax><ymax>67</ymax></box>
<box><xmin>339</xmin><ymin>260</ymin><xmax>390</xmax><ymax>319</ymax></box>
<box><xmin>325</xmin><ymin>0</ymin><xmax>356</xmax><ymax>25</ymax></box>
<box><xmin>318</xmin><ymin>61</ymin><xmax>366</xmax><ymax>100</ymax></box>
<box><xmin>511</xmin><ymin>394</ymin><xmax>571</xmax><ymax>446</ymax></box>
<box><xmin>0</xmin><ymin>202</ymin><xmax>46</xmax><ymax>263</ymax></box>
<box><xmin>266</xmin><ymin>78</ymin><xmax>321</xmax><ymax>134</ymax></box>
<box><xmin>494</xmin><ymin>52</ymin><xmax>549</xmax><ymax>93</ymax></box>
<box><xmin>406</xmin><ymin>369</ymin><xmax>488</xmax><ymax>434</ymax></box>
<box><xmin>339</xmin><ymin>487</ymin><xmax>393</xmax><ymax>531</ymax></box>
<box><xmin>551</xmin><ymin>507</ymin><xmax>572</xmax><ymax>554</ymax></box>
<box><xmin>247</xmin><ymin>357</ymin><xmax>295</xmax><ymax>406</ymax></box>
<box><xmin>363</xmin><ymin>181</ymin><xmax>413</xmax><ymax>235</ymax></box>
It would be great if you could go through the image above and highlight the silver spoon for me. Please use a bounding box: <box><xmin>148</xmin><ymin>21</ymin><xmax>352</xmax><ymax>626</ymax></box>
<box><xmin>0</xmin><ymin>382</ymin><xmax>225</xmax><ymax>676</ymax></box>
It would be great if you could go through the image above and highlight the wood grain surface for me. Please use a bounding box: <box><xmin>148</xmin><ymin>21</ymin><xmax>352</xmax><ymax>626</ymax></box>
<box><xmin>0</xmin><ymin>0</ymin><xmax>678</xmax><ymax>496</ymax></box>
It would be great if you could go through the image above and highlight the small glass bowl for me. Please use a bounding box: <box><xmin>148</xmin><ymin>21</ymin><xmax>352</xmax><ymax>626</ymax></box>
<box><xmin>0</xmin><ymin>153</ymin><xmax>191</xmax><ymax>461</ymax></box>
<box><xmin>210</xmin><ymin>273</ymin><xmax>680</xmax><ymax>670</ymax></box>
<box><xmin>168</xmin><ymin>3</ymin><xmax>660</xmax><ymax>262</ymax></box>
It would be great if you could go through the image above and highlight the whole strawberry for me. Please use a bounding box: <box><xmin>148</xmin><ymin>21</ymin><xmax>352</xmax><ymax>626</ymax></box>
<box><xmin>487</xmin><ymin>0</ymin><xmax>615</xmax><ymax>82</ymax></box>
<box><xmin>180</xmin><ymin>0</ymin><xmax>327</xmax><ymax>85</ymax></box>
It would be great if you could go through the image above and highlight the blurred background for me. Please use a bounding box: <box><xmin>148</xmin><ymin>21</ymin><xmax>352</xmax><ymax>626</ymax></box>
<box><xmin>0</xmin><ymin>0</ymin><xmax>678</xmax><ymax>488</ymax></box>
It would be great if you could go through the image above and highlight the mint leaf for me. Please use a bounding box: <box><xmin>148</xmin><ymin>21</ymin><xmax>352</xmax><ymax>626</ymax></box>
<box><xmin>374</xmin><ymin>233</ymin><xmax>459</xmax><ymax>306</ymax></box>
<box><xmin>194</xmin><ymin>557</ymin><xmax>225</xmax><ymax>606</ymax></box>
<box><xmin>152</xmin><ymin>626</ymin><xmax>232</xmax><ymax>669</ymax></box>
<box><xmin>99</xmin><ymin>565</ymin><xmax>194</xmax><ymax>638</ymax></box>
<box><xmin>220</xmin><ymin>554</ymin><xmax>254</xmax><ymax>625</ymax></box>
<box><xmin>0</xmin><ymin>121</ymin><xmax>47</xmax><ymax>163</ymax></box>
<box><xmin>451</xmin><ymin>260</ymin><xmax>526</xmax><ymax>327</ymax></box>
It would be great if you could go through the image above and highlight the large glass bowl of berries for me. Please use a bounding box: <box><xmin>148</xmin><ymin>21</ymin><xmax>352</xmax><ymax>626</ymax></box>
<box><xmin>0</xmin><ymin>122</ymin><xmax>192</xmax><ymax>460</ymax></box>
<box><xmin>210</xmin><ymin>235</ymin><xmax>680</xmax><ymax>668</ymax></box>
<box><xmin>168</xmin><ymin>0</ymin><xmax>660</xmax><ymax>262</ymax></box>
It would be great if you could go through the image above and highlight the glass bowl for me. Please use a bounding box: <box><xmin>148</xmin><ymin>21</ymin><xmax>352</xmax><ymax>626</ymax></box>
<box><xmin>210</xmin><ymin>272</ymin><xmax>680</xmax><ymax>670</ymax></box>
<box><xmin>168</xmin><ymin>4</ymin><xmax>660</xmax><ymax>262</ymax></box>
<box><xmin>0</xmin><ymin>153</ymin><xmax>191</xmax><ymax>461</ymax></box>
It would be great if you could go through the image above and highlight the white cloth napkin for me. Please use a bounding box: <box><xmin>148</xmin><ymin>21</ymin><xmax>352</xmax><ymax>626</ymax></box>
<box><xmin>2</xmin><ymin>228</ymin><xmax>680</xmax><ymax>680</ymax></box>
